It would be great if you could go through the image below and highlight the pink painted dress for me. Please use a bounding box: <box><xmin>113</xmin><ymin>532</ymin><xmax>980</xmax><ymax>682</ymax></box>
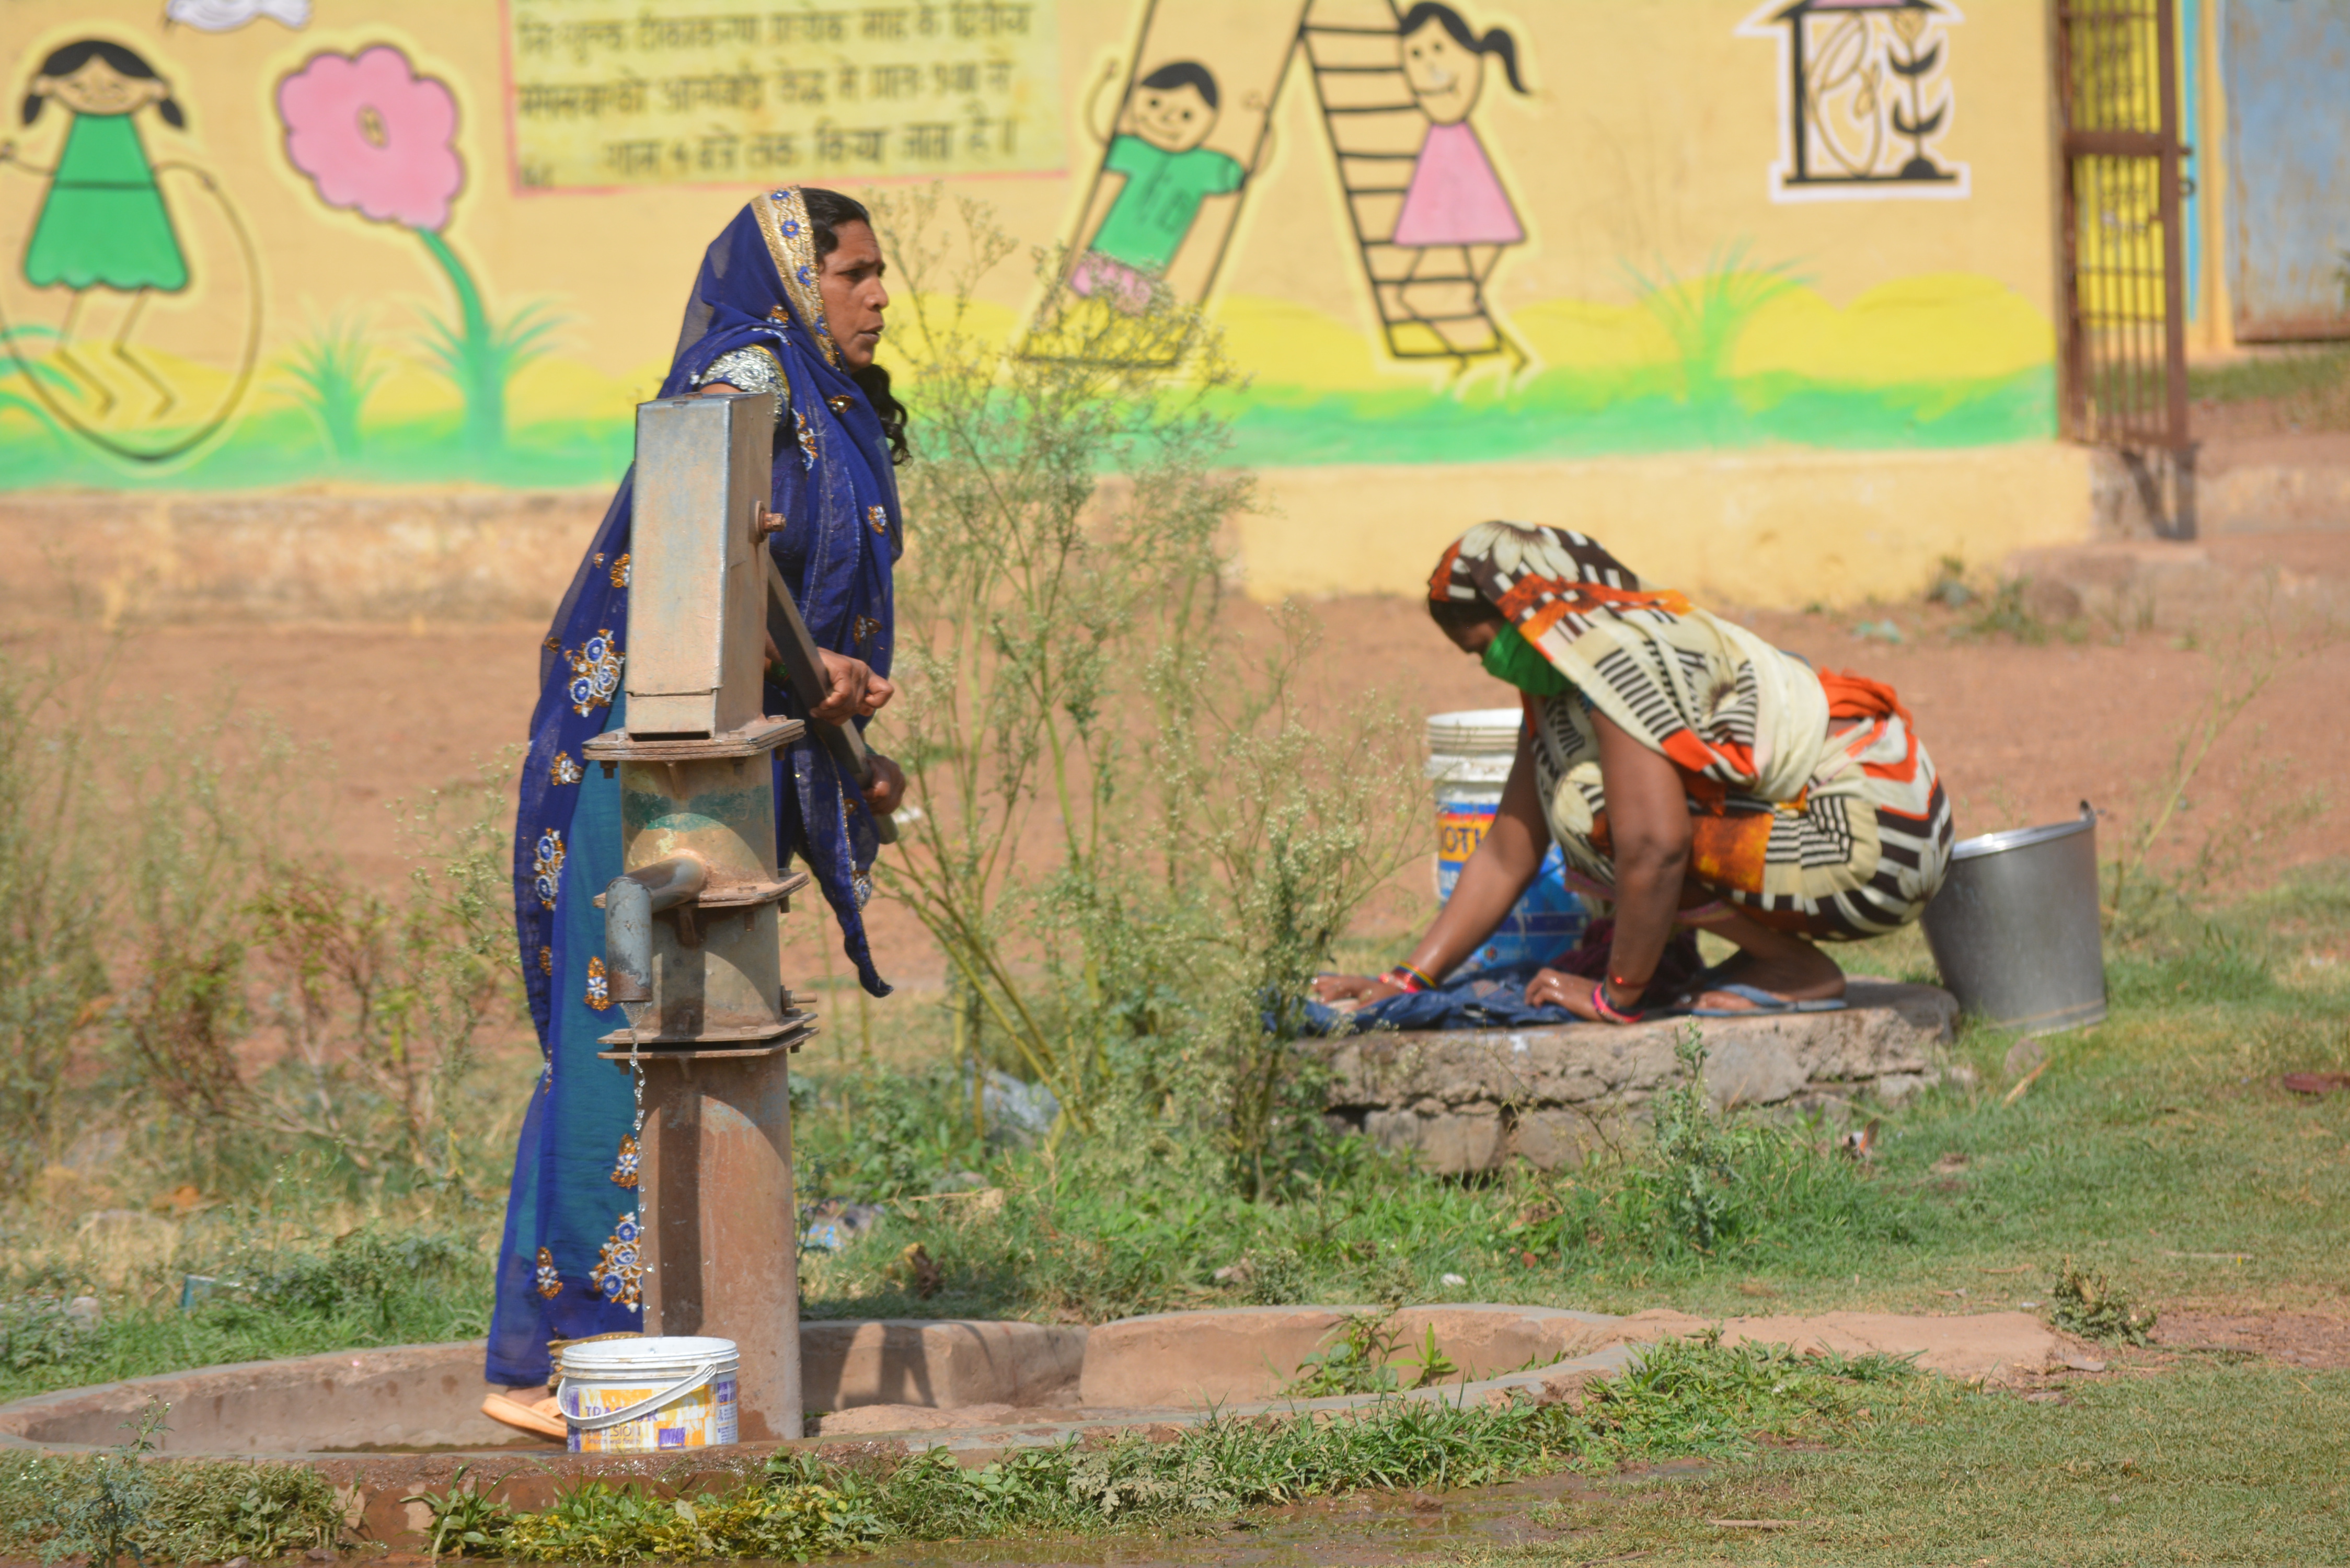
<box><xmin>1391</xmin><ymin>121</ymin><xmax>1523</xmax><ymax>246</ymax></box>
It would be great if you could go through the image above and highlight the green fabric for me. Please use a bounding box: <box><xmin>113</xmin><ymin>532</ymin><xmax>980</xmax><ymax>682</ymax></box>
<box><xmin>1090</xmin><ymin>134</ymin><xmax>1245</xmax><ymax>273</ymax></box>
<box><xmin>1482</xmin><ymin>623</ymin><xmax>1573</xmax><ymax>696</ymax></box>
<box><xmin>25</xmin><ymin>113</ymin><xmax>187</xmax><ymax>293</ymax></box>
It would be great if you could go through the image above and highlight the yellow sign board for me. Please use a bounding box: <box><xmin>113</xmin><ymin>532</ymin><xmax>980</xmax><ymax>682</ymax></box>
<box><xmin>504</xmin><ymin>0</ymin><xmax>1066</xmax><ymax>190</ymax></box>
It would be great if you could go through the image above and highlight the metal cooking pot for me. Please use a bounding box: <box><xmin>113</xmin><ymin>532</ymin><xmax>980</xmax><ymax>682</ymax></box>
<box><xmin>1920</xmin><ymin>803</ymin><xmax>2107</xmax><ymax>1034</ymax></box>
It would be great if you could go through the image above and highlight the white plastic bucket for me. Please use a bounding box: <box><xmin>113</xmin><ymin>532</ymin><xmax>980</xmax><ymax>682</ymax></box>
<box><xmin>1427</xmin><ymin>708</ymin><xmax>1586</xmax><ymax>973</ymax></box>
<box><xmin>558</xmin><ymin>1335</ymin><xmax>740</xmax><ymax>1454</ymax></box>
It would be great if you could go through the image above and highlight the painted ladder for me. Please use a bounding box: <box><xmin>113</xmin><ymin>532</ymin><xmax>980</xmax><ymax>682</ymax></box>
<box><xmin>1299</xmin><ymin>0</ymin><xmax>1518</xmax><ymax>370</ymax></box>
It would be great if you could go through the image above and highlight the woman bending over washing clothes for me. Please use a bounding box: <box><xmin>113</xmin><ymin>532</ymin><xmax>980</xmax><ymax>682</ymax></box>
<box><xmin>1315</xmin><ymin>523</ymin><xmax>1953</xmax><ymax>1022</ymax></box>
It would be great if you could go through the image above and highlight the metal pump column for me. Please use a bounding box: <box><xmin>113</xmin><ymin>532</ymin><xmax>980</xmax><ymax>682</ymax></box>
<box><xmin>584</xmin><ymin>389</ymin><xmax>816</xmax><ymax>1442</ymax></box>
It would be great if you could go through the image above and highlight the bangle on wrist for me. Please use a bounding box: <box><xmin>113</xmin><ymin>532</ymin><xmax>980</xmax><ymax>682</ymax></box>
<box><xmin>1380</xmin><ymin>963</ymin><xmax>1436</xmax><ymax>994</ymax></box>
<box><xmin>1591</xmin><ymin>980</ymin><xmax>1645</xmax><ymax>1025</ymax></box>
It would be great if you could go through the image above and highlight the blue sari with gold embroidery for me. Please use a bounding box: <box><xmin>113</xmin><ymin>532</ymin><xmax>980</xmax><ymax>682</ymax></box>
<box><xmin>487</xmin><ymin>188</ymin><xmax>900</xmax><ymax>1387</ymax></box>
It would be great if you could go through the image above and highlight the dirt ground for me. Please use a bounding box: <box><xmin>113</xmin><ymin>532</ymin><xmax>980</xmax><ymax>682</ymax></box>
<box><xmin>11</xmin><ymin>526</ymin><xmax>2350</xmax><ymax>993</ymax></box>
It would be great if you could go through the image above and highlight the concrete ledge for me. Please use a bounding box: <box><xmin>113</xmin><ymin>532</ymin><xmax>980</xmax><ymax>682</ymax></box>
<box><xmin>1</xmin><ymin>490</ymin><xmax>606</xmax><ymax>625</ymax></box>
<box><xmin>4</xmin><ymin>443</ymin><xmax>2101</xmax><ymax>627</ymax></box>
<box><xmin>803</xmin><ymin>1318</ymin><xmax>1084</xmax><ymax>1412</ymax></box>
<box><xmin>1078</xmin><ymin>1305</ymin><xmax>1365</xmax><ymax>1408</ymax></box>
<box><xmin>0</xmin><ymin>1341</ymin><xmax>508</xmax><ymax>1455</ymax></box>
<box><xmin>1320</xmin><ymin>982</ymin><xmax>1960</xmax><ymax>1174</ymax></box>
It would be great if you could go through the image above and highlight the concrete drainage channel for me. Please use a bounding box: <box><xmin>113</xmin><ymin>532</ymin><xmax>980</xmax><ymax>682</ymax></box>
<box><xmin>0</xmin><ymin>1303</ymin><xmax>2056</xmax><ymax>1552</ymax></box>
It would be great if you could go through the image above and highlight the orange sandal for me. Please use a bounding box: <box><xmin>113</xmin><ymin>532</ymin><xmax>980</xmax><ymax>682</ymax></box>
<box><xmin>481</xmin><ymin>1390</ymin><xmax>566</xmax><ymax>1441</ymax></box>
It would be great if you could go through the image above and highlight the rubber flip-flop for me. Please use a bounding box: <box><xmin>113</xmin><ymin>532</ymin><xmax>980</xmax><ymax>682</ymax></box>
<box><xmin>481</xmin><ymin>1390</ymin><xmax>567</xmax><ymax>1440</ymax></box>
<box><xmin>1689</xmin><ymin>982</ymin><xmax>1848</xmax><ymax>1017</ymax></box>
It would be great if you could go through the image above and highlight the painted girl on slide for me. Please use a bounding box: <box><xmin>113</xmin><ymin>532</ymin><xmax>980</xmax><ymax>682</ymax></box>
<box><xmin>1390</xmin><ymin>3</ymin><xmax>1527</xmax><ymax>358</ymax></box>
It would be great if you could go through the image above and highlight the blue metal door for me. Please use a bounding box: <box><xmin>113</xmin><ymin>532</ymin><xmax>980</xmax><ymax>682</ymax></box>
<box><xmin>2225</xmin><ymin>0</ymin><xmax>2350</xmax><ymax>340</ymax></box>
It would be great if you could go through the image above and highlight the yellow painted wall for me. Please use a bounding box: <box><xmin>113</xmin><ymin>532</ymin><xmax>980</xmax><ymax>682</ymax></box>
<box><xmin>0</xmin><ymin>0</ymin><xmax>2087</xmax><ymax>604</ymax></box>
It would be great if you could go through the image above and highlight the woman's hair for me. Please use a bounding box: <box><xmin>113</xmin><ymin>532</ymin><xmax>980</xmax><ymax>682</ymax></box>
<box><xmin>1398</xmin><ymin>3</ymin><xmax>1528</xmax><ymax>95</ymax></box>
<box><xmin>1427</xmin><ymin>594</ymin><xmax>1501</xmax><ymax>637</ymax></box>
<box><xmin>24</xmin><ymin>39</ymin><xmax>185</xmax><ymax>128</ymax></box>
<box><xmin>803</xmin><ymin>186</ymin><xmax>910</xmax><ymax>467</ymax></box>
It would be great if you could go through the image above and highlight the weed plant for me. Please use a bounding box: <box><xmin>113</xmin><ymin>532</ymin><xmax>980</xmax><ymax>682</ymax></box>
<box><xmin>2049</xmin><ymin>1256</ymin><xmax>2158</xmax><ymax>1345</ymax></box>
<box><xmin>0</xmin><ymin>635</ymin><xmax>525</xmax><ymax>1403</ymax></box>
<box><xmin>867</xmin><ymin>191</ymin><xmax>1424</xmax><ymax>1194</ymax></box>
<box><xmin>1</xmin><ymin>1402</ymin><xmax>345</xmax><ymax>1565</ymax></box>
<box><xmin>405</xmin><ymin>1338</ymin><xmax>1914</xmax><ymax>1562</ymax></box>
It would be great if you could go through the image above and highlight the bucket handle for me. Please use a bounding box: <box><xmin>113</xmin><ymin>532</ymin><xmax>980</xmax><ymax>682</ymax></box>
<box><xmin>561</xmin><ymin>1361</ymin><xmax>725</xmax><ymax>1432</ymax></box>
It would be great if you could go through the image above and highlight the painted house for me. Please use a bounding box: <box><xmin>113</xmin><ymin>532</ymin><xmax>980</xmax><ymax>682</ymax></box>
<box><xmin>0</xmin><ymin>0</ymin><xmax>2336</xmax><ymax>614</ymax></box>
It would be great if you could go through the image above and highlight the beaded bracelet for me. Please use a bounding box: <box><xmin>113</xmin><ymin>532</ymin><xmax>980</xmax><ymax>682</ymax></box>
<box><xmin>1591</xmin><ymin>981</ymin><xmax>1646</xmax><ymax>1025</ymax></box>
<box><xmin>1380</xmin><ymin>964</ymin><xmax>1436</xmax><ymax>995</ymax></box>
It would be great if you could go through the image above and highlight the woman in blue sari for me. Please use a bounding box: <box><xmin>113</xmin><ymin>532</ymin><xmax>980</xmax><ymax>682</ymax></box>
<box><xmin>482</xmin><ymin>187</ymin><xmax>908</xmax><ymax>1425</ymax></box>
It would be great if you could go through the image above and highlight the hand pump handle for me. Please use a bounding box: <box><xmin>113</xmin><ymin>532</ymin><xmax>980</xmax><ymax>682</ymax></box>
<box><xmin>759</xmin><ymin>537</ymin><xmax>898</xmax><ymax>846</ymax></box>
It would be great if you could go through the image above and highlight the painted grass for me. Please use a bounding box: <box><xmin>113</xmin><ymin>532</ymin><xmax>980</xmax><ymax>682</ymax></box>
<box><xmin>1212</xmin><ymin>367</ymin><xmax>2055</xmax><ymax>469</ymax></box>
<box><xmin>0</xmin><ymin>403</ymin><xmax>631</xmax><ymax>491</ymax></box>
<box><xmin>0</xmin><ymin>364</ymin><xmax>2056</xmax><ymax>495</ymax></box>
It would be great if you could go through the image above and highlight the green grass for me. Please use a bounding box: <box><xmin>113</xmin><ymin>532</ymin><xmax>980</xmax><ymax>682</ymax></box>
<box><xmin>0</xmin><ymin>1446</ymin><xmax>346</xmax><ymax>1566</ymax></box>
<box><xmin>1490</xmin><ymin>1361</ymin><xmax>2350</xmax><ymax>1565</ymax></box>
<box><xmin>0</xmin><ymin>1223</ymin><xmax>492</xmax><ymax>1406</ymax></box>
<box><xmin>394</xmin><ymin>1338</ymin><xmax>1913</xmax><ymax>1563</ymax></box>
<box><xmin>2187</xmin><ymin>344</ymin><xmax>2350</xmax><ymax>407</ymax></box>
<box><xmin>3</xmin><ymin>875</ymin><xmax>2346</xmax><ymax>1558</ymax></box>
<box><xmin>791</xmin><ymin>874</ymin><xmax>2350</xmax><ymax>1328</ymax></box>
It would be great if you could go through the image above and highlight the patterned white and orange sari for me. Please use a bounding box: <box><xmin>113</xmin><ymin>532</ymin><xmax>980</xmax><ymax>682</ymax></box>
<box><xmin>1431</xmin><ymin>522</ymin><xmax>1953</xmax><ymax>940</ymax></box>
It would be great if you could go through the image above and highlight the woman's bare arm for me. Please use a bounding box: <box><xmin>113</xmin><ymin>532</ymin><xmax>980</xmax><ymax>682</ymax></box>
<box><xmin>1518</xmin><ymin>706</ymin><xmax>1691</xmax><ymax>1018</ymax></box>
<box><xmin>1313</xmin><ymin>729</ymin><xmax>1547</xmax><ymax>1001</ymax></box>
<box><xmin>1584</xmin><ymin>707</ymin><xmax>1690</xmax><ymax>1000</ymax></box>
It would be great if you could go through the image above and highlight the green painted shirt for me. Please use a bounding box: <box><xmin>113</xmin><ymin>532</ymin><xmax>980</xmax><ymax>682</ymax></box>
<box><xmin>1089</xmin><ymin>135</ymin><xmax>1245</xmax><ymax>274</ymax></box>
<box><xmin>25</xmin><ymin>113</ymin><xmax>188</xmax><ymax>293</ymax></box>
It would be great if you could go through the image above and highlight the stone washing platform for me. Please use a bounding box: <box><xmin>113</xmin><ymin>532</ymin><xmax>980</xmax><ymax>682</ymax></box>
<box><xmin>0</xmin><ymin>1304</ymin><xmax>2055</xmax><ymax>1551</ymax></box>
<box><xmin>1318</xmin><ymin>982</ymin><xmax>1962</xmax><ymax>1174</ymax></box>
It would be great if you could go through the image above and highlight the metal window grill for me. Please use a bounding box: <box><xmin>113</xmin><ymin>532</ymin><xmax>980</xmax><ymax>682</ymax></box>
<box><xmin>2056</xmin><ymin>0</ymin><xmax>2189</xmax><ymax>452</ymax></box>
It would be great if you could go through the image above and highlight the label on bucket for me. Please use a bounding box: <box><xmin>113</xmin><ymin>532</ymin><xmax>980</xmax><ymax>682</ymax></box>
<box><xmin>1435</xmin><ymin>802</ymin><xmax>1586</xmax><ymax>973</ymax></box>
<box><xmin>564</xmin><ymin>1374</ymin><xmax>738</xmax><ymax>1454</ymax></box>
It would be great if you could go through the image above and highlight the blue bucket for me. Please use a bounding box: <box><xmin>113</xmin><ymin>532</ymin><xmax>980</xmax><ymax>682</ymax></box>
<box><xmin>1427</xmin><ymin>708</ymin><xmax>1586</xmax><ymax>974</ymax></box>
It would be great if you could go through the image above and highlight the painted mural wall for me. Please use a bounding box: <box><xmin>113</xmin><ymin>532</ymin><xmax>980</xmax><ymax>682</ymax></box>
<box><xmin>0</xmin><ymin>0</ymin><xmax>2059</xmax><ymax>494</ymax></box>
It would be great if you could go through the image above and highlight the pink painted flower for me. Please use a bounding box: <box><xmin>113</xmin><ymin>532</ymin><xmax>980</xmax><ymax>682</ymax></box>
<box><xmin>277</xmin><ymin>45</ymin><xmax>463</xmax><ymax>231</ymax></box>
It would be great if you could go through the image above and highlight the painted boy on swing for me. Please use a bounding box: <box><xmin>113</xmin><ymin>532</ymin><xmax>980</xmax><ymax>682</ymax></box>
<box><xmin>1068</xmin><ymin>60</ymin><xmax>1253</xmax><ymax>313</ymax></box>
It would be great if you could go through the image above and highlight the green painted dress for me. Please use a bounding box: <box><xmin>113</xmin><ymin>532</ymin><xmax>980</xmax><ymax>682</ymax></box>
<box><xmin>24</xmin><ymin>113</ymin><xmax>187</xmax><ymax>293</ymax></box>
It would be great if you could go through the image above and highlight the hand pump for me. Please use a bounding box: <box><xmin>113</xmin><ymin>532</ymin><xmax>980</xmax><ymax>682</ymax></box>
<box><xmin>583</xmin><ymin>388</ymin><xmax>819</xmax><ymax>1440</ymax></box>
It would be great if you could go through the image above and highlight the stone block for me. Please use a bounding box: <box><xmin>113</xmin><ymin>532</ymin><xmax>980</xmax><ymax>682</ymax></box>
<box><xmin>1510</xmin><ymin>1110</ymin><xmax>1606</xmax><ymax>1170</ymax></box>
<box><xmin>1317</xmin><ymin>984</ymin><xmax>1956</xmax><ymax>1172</ymax></box>
<box><xmin>1425</xmin><ymin>1109</ymin><xmax>1506</xmax><ymax>1173</ymax></box>
<box><xmin>1700</xmin><ymin>1029</ymin><xmax>1806</xmax><ymax>1109</ymax></box>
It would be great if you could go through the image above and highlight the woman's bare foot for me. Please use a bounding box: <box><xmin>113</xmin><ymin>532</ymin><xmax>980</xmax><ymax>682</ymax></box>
<box><xmin>1676</xmin><ymin>904</ymin><xmax>1848</xmax><ymax>1011</ymax></box>
<box><xmin>1695</xmin><ymin>944</ymin><xmax>1847</xmax><ymax>1010</ymax></box>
